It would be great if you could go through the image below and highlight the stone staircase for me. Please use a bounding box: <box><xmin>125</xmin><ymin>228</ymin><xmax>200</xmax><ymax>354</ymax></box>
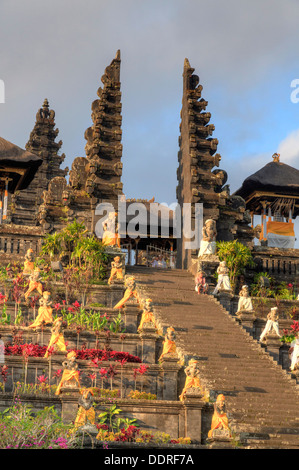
<box><xmin>128</xmin><ymin>265</ymin><xmax>299</xmax><ymax>449</ymax></box>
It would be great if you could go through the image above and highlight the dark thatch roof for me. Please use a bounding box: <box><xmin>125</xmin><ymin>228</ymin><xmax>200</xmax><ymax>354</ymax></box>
<box><xmin>0</xmin><ymin>137</ymin><xmax>42</xmax><ymax>192</ymax></box>
<box><xmin>234</xmin><ymin>161</ymin><xmax>299</xmax><ymax>200</ymax></box>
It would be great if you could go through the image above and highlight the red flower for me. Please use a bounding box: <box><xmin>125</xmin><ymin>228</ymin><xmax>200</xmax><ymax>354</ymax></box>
<box><xmin>37</xmin><ymin>375</ymin><xmax>48</xmax><ymax>384</ymax></box>
<box><xmin>99</xmin><ymin>368</ymin><xmax>108</xmax><ymax>378</ymax></box>
<box><xmin>53</xmin><ymin>369</ymin><xmax>62</xmax><ymax>378</ymax></box>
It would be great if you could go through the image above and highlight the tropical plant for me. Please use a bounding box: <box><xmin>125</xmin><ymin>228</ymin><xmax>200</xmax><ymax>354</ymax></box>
<box><xmin>216</xmin><ymin>240</ymin><xmax>255</xmax><ymax>291</ymax></box>
<box><xmin>0</xmin><ymin>401</ymin><xmax>77</xmax><ymax>449</ymax></box>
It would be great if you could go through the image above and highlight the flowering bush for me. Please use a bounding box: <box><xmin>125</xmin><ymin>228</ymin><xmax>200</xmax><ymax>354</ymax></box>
<box><xmin>96</xmin><ymin>426</ymin><xmax>191</xmax><ymax>445</ymax></box>
<box><xmin>0</xmin><ymin>399</ymin><xmax>77</xmax><ymax>449</ymax></box>
<box><xmin>127</xmin><ymin>390</ymin><xmax>157</xmax><ymax>400</ymax></box>
<box><xmin>281</xmin><ymin>320</ymin><xmax>299</xmax><ymax>343</ymax></box>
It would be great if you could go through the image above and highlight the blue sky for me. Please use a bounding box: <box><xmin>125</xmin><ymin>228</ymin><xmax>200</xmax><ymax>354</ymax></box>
<box><xmin>1</xmin><ymin>0</ymin><xmax>299</xmax><ymax>208</ymax></box>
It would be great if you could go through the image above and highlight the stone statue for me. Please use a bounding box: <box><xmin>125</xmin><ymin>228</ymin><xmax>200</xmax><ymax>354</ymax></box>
<box><xmin>29</xmin><ymin>291</ymin><xmax>53</xmax><ymax>330</ymax></box>
<box><xmin>212</xmin><ymin>261</ymin><xmax>231</xmax><ymax>295</ymax></box>
<box><xmin>55</xmin><ymin>351</ymin><xmax>80</xmax><ymax>395</ymax></box>
<box><xmin>108</xmin><ymin>255</ymin><xmax>123</xmax><ymax>285</ymax></box>
<box><xmin>159</xmin><ymin>326</ymin><xmax>177</xmax><ymax>361</ymax></box>
<box><xmin>73</xmin><ymin>388</ymin><xmax>96</xmax><ymax>433</ymax></box>
<box><xmin>236</xmin><ymin>285</ymin><xmax>253</xmax><ymax>314</ymax></box>
<box><xmin>194</xmin><ymin>271</ymin><xmax>208</xmax><ymax>294</ymax></box>
<box><xmin>24</xmin><ymin>268</ymin><xmax>43</xmax><ymax>301</ymax></box>
<box><xmin>113</xmin><ymin>276</ymin><xmax>139</xmax><ymax>309</ymax></box>
<box><xmin>44</xmin><ymin>317</ymin><xmax>67</xmax><ymax>358</ymax></box>
<box><xmin>138</xmin><ymin>298</ymin><xmax>160</xmax><ymax>333</ymax></box>
<box><xmin>198</xmin><ymin>219</ymin><xmax>217</xmax><ymax>258</ymax></box>
<box><xmin>290</xmin><ymin>332</ymin><xmax>299</xmax><ymax>371</ymax></box>
<box><xmin>208</xmin><ymin>394</ymin><xmax>231</xmax><ymax>439</ymax></box>
<box><xmin>102</xmin><ymin>212</ymin><xmax>120</xmax><ymax>248</ymax></box>
<box><xmin>179</xmin><ymin>359</ymin><xmax>201</xmax><ymax>401</ymax></box>
<box><xmin>23</xmin><ymin>248</ymin><xmax>35</xmax><ymax>275</ymax></box>
<box><xmin>259</xmin><ymin>307</ymin><xmax>281</xmax><ymax>343</ymax></box>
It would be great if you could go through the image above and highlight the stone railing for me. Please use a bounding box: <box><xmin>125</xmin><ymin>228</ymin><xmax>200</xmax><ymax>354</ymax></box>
<box><xmin>0</xmin><ymin>224</ymin><xmax>43</xmax><ymax>262</ymax></box>
<box><xmin>252</xmin><ymin>246</ymin><xmax>299</xmax><ymax>281</ymax></box>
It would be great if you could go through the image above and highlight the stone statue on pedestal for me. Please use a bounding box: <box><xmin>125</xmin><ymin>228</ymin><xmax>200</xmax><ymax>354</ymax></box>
<box><xmin>179</xmin><ymin>359</ymin><xmax>202</xmax><ymax>401</ymax></box>
<box><xmin>23</xmin><ymin>248</ymin><xmax>35</xmax><ymax>276</ymax></box>
<box><xmin>212</xmin><ymin>261</ymin><xmax>231</xmax><ymax>295</ymax></box>
<box><xmin>29</xmin><ymin>291</ymin><xmax>53</xmax><ymax>330</ymax></box>
<box><xmin>24</xmin><ymin>268</ymin><xmax>43</xmax><ymax>300</ymax></box>
<box><xmin>259</xmin><ymin>307</ymin><xmax>281</xmax><ymax>343</ymax></box>
<box><xmin>108</xmin><ymin>255</ymin><xmax>124</xmax><ymax>285</ymax></box>
<box><xmin>198</xmin><ymin>219</ymin><xmax>217</xmax><ymax>258</ymax></box>
<box><xmin>113</xmin><ymin>276</ymin><xmax>139</xmax><ymax>309</ymax></box>
<box><xmin>73</xmin><ymin>388</ymin><xmax>97</xmax><ymax>433</ymax></box>
<box><xmin>159</xmin><ymin>326</ymin><xmax>177</xmax><ymax>361</ymax></box>
<box><xmin>138</xmin><ymin>298</ymin><xmax>160</xmax><ymax>333</ymax></box>
<box><xmin>236</xmin><ymin>285</ymin><xmax>253</xmax><ymax>314</ymax></box>
<box><xmin>208</xmin><ymin>394</ymin><xmax>231</xmax><ymax>440</ymax></box>
<box><xmin>44</xmin><ymin>316</ymin><xmax>67</xmax><ymax>357</ymax></box>
<box><xmin>55</xmin><ymin>351</ymin><xmax>81</xmax><ymax>395</ymax></box>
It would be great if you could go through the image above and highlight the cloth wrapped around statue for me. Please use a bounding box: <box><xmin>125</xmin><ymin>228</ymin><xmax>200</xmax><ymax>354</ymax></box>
<box><xmin>29</xmin><ymin>291</ymin><xmax>53</xmax><ymax>329</ymax></box>
<box><xmin>159</xmin><ymin>327</ymin><xmax>176</xmax><ymax>361</ymax></box>
<box><xmin>44</xmin><ymin>317</ymin><xmax>67</xmax><ymax>357</ymax></box>
<box><xmin>55</xmin><ymin>351</ymin><xmax>80</xmax><ymax>395</ymax></box>
<box><xmin>73</xmin><ymin>388</ymin><xmax>95</xmax><ymax>430</ymax></box>
<box><xmin>179</xmin><ymin>359</ymin><xmax>201</xmax><ymax>401</ymax></box>
<box><xmin>208</xmin><ymin>394</ymin><xmax>231</xmax><ymax>439</ymax></box>
<box><xmin>113</xmin><ymin>276</ymin><xmax>139</xmax><ymax>309</ymax></box>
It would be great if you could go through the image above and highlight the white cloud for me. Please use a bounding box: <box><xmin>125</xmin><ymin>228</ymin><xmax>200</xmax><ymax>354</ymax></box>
<box><xmin>277</xmin><ymin>129</ymin><xmax>299</xmax><ymax>166</ymax></box>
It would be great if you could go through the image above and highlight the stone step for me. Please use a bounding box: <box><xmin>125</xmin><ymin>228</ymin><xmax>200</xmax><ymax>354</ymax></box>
<box><xmin>128</xmin><ymin>266</ymin><xmax>299</xmax><ymax>447</ymax></box>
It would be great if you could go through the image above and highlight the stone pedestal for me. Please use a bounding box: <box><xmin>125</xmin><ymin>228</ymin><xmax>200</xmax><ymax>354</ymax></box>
<box><xmin>183</xmin><ymin>390</ymin><xmax>205</xmax><ymax>444</ymax></box>
<box><xmin>280</xmin><ymin>342</ymin><xmax>291</xmax><ymax>370</ymax></box>
<box><xmin>139</xmin><ymin>325</ymin><xmax>159</xmax><ymax>363</ymax></box>
<box><xmin>36</xmin><ymin>327</ymin><xmax>51</xmax><ymax>347</ymax></box>
<box><xmin>197</xmin><ymin>256</ymin><xmax>219</xmax><ymax>291</ymax></box>
<box><xmin>207</xmin><ymin>429</ymin><xmax>233</xmax><ymax>448</ymax></box>
<box><xmin>160</xmin><ymin>356</ymin><xmax>182</xmax><ymax>401</ymax></box>
<box><xmin>236</xmin><ymin>310</ymin><xmax>256</xmax><ymax>336</ymax></box>
<box><xmin>60</xmin><ymin>387</ymin><xmax>80</xmax><ymax>423</ymax></box>
<box><xmin>265</xmin><ymin>334</ymin><xmax>282</xmax><ymax>363</ymax></box>
<box><xmin>123</xmin><ymin>303</ymin><xmax>140</xmax><ymax>333</ymax></box>
<box><xmin>217</xmin><ymin>290</ymin><xmax>234</xmax><ymax>313</ymax></box>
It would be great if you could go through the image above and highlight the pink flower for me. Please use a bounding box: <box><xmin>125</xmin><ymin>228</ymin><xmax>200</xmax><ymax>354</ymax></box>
<box><xmin>99</xmin><ymin>368</ymin><xmax>108</xmax><ymax>378</ymax></box>
<box><xmin>37</xmin><ymin>375</ymin><xmax>48</xmax><ymax>384</ymax></box>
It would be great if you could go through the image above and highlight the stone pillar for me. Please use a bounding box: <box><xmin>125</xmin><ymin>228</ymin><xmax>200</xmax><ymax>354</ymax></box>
<box><xmin>36</xmin><ymin>327</ymin><xmax>51</xmax><ymax>347</ymax></box>
<box><xmin>265</xmin><ymin>334</ymin><xmax>282</xmax><ymax>363</ymax></box>
<box><xmin>60</xmin><ymin>388</ymin><xmax>80</xmax><ymax>423</ymax></box>
<box><xmin>160</xmin><ymin>356</ymin><xmax>182</xmax><ymax>401</ymax></box>
<box><xmin>197</xmin><ymin>258</ymin><xmax>219</xmax><ymax>291</ymax></box>
<box><xmin>217</xmin><ymin>290</ymin><xmax>234</xmax><ymax>313</ymax></box>
<box><xmin>139</xmin><ymin>326</ymin><xmax>159</xmax><ymax>363</ymax></box>
<box><xmin>183</xmin><ymin>390</ymin><xmax>205</xmax><ymax>444</ymax></box>
<box><xmin>124</xmin><ymin>304</ymin><xmax>140</xmax><ymax>333</ymax></box>
<box><xmin>236</xmin><ymin>310</ymin><xmax>256</xmax><ymax>336</ymax></box>
<box><xmin>280</xmin><ymin>342</ymin><xmax>291</xmax><ymax>370</ymax></box>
